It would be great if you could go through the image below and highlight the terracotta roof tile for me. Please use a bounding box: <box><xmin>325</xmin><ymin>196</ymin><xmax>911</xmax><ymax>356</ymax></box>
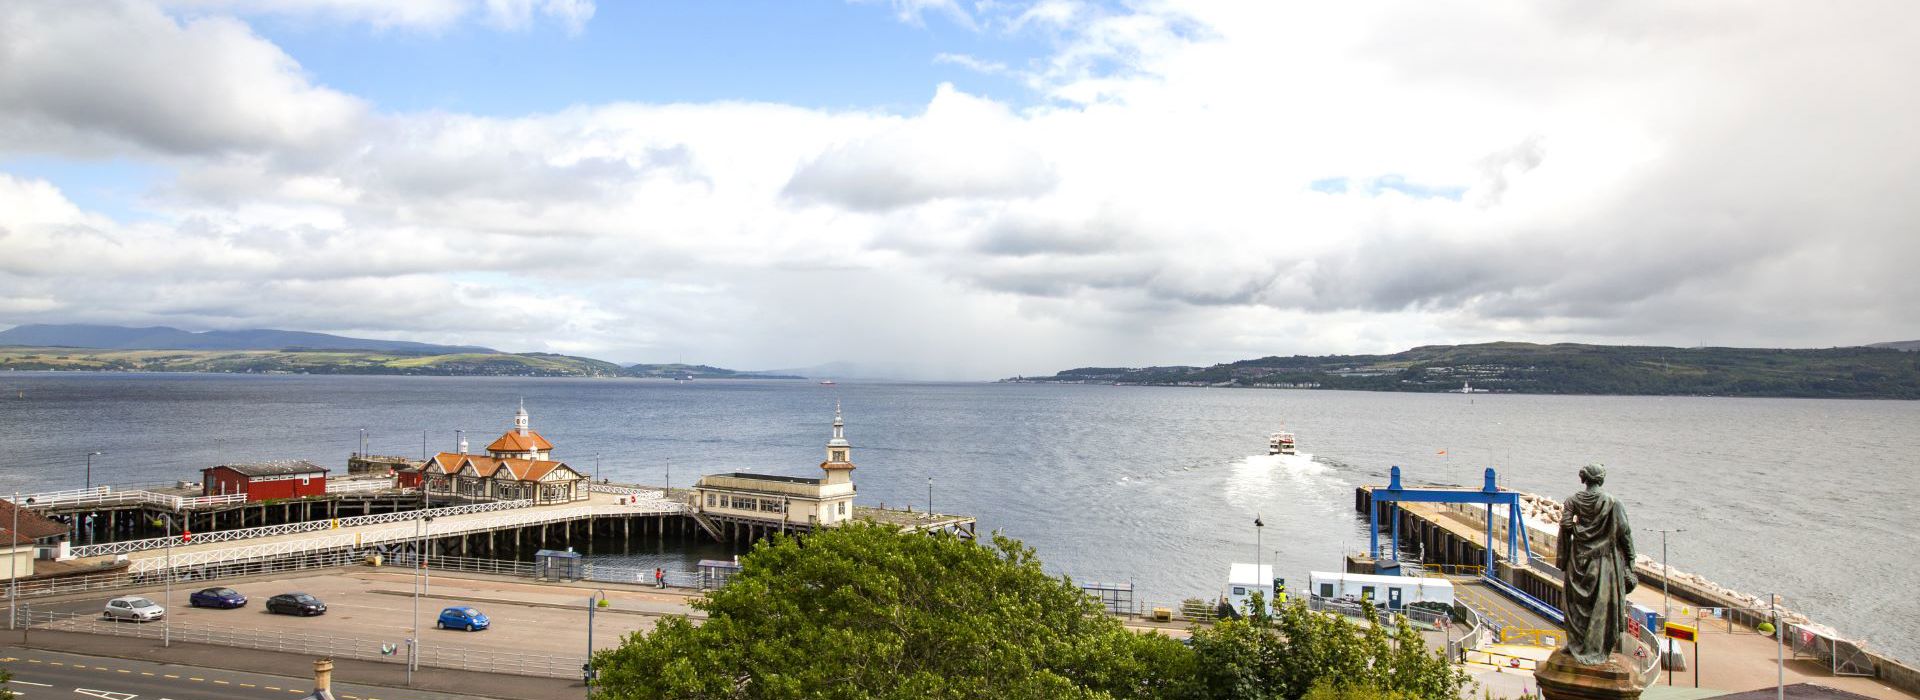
<box><xmin>485</xmin><ymin>430</ymin><xmax>553</xmax><ymax>453</ymax></box>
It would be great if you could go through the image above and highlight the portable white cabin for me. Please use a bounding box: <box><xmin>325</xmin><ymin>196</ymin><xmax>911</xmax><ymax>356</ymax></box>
<box><xmin>1307</xmin><ymin>571</ymin><xmax>1454</xmax><ymax>609</ymax></box>
<box><xmin>1224</xmin><ymin>563</ymin><xmax>1275</xmax><ymax>615</ymax></box>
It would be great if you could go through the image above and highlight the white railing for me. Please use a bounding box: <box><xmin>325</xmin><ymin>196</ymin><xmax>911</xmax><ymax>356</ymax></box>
<box><xmin>22</xmin><ymin>609</ymin><xmax>583</xmax><ymax>678</ymax></box>
<box><xmin>3</xmin><ymin>486</ymin><xmax>245</xmax><ymax>511</ymax></box>
<box><xmin>587</xmin><ymin>483</ymin><xmax>661</xmax><ymax>497</ymax></box>
<box><xmin>127</xmin><ymin>504</ymin><xmax>594</xmax><ymax>573</ymax></box>
<box><xmin>4</xmin><ymin>548</ymin><xmax>377</xmax><ymax>602</ymax></box>
<box><xmin>71</xmin><ymin>500</ymin><xmax>536</xmax><ymax>558</ymax></box>
<box><xmin>326</xmin><ymin>479</ymin><xmax>401</xmax><ymax>494</ymax></box>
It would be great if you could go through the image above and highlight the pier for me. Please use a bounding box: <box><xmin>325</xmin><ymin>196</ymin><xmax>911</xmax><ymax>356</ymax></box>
<box><xmin>1354</xmin><ymin>470</ymin><xmax>1920</xmax><ymax>699</ymax></box>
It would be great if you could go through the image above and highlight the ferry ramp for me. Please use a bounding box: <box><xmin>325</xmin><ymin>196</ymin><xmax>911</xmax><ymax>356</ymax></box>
<box><xmin>1449</xmin><ymin>575</ymin><xmax>1563</xmax><ymax>647</ymax></box>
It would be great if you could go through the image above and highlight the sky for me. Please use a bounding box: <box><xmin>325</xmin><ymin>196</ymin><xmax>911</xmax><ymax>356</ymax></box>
<box><xmin>2</xmin><ymin>0</ymin><xmax>1917</xmax><ymax>379</ymax></box>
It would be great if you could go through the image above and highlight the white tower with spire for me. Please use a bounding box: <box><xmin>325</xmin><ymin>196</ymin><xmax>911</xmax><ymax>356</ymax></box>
<box><xmin>821</xmin><ymin>401</ymin><xmax>855</xmax><ymax>486</ymax></box>
<box><xmin>513</xmin><ymin>398</ymin><xmax>530</xmax><ymax>436</ymax></box>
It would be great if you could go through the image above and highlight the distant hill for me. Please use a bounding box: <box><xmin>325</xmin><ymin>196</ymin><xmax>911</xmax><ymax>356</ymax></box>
<box><xmin>0</xmin><ymin>347</ymin><xmax>626</xmax><ymax>377</ymax></box>
<box><xmin>1871</xmin><ymin>340</ymin><xmax>1920</xmax><ymax>352</ymax></box>
<box><xmin>627</xmin><ymin>363</ymin><xmax>803</xmax><ymax>380</ymax></box>
<box><xmin>1008</xmin><ymin>342</ymin><xmax>1920</xmax><ymax>399</ymax></box>
<box><xmin>0</xmin><ymin>324</ymin><xmax>494</xmax><ymax>354</ymax></box>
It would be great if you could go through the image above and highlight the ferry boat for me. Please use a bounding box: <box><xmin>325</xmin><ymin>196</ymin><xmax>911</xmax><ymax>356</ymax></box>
<box><xmin>819</xmin><ymin>379</ymin><xmax>836</xmax><ymax>386</ymax></box>
<box><xmin>1268</xmin><ymin>429</ymin><xmax>1297</xmax><ymax>455</ymax></box>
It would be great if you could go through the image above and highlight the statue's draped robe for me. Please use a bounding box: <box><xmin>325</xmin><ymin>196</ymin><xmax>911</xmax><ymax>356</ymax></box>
<box><xmin>1556</xmin><ymin>487</ymin><xmax>1636</xmax><ymax>665</ymax></box>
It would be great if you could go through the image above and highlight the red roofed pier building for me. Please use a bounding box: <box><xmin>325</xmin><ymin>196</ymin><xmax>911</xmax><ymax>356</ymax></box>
<box><xmin>202</xmin><ymin>460</ymin><xmax>329</xmax><ymax>501</ymax></box>
<box><xmin>400</xmin><ymin>401</ymin><xmax>588</xmax><ymax>505</ymax></box>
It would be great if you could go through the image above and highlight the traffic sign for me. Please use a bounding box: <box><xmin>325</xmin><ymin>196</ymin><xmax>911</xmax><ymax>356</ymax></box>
<box><xmin>1664</xmin><ymin>622</ymin><xmax>1698</xmax><ymax>642</ymax></box>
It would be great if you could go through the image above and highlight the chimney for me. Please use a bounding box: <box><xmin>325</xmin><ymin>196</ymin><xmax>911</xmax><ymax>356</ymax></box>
<box><xmin>314</xmin><ymin>658</ymin><xmax>334</xmax><ymax>696</ymax></box>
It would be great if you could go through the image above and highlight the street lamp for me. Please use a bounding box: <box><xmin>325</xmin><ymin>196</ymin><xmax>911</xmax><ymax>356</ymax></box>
<box><xmin>410</xmin><ymin>513</ymin><xmax>436</xmax><ymax>683</ymax></box>
<box><xmin>1254</xmin><ymin>514</ymin><xmax>1265</xmax><ymax>605</ymax></box>
<box><xmin>10</xmin><ymin>495</ymin><xmax>35</xmax><ymax>630</ymax></box>
<box><xmin>1653</xmin><ymin>527</ymin><xmax>1684</xmax><ymax>685</ymax></box>
<box><xmin>927</xmin><ymin>476</ymin><xmax>934</xmax><ymax>519</ymax></box>
<box><xmin>85</xmin><ymin>451</ymin><xmax>103</xmax><ymax>490</ymax></box>
<box><xmin>586</xmin><ymin>589</ymin><xmax>609</xmax><ymax>693</ymax></box>
<box><xmin>156</xmin><ymin>513</ymin><xmax>175</xmax><ymax>648</ymax></box>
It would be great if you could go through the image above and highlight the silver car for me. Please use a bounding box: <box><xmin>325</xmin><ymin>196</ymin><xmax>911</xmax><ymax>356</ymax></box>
<box><xmin>103</xmin><ymin>595</ymin><xmax>166</xmax><ymax>622</ymax></box>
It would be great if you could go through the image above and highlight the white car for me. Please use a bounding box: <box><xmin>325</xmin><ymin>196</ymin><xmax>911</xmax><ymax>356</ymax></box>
<box><xmin>104</xmin><ymin>596</ymin><xmax>166</xmax><ymax>622</ymax></box>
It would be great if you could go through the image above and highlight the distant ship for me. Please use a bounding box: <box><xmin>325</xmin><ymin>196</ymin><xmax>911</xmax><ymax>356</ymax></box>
<box><xmin>673</xmin><ymin>374</ymin><xmax>694</xmax><ymax>382</ymax></box>
<box><xmin>1454</xmin><ymin>381</ymin><xmax>1487</xmax><ymax>394</ymax></box>
<box><xmin>819</xmin><ymin>379</ymin><xmax>836</xmax><ymax>386</ymax></box>
<box><xmin>1268</xmin><ymin>428</ymin><xmax>1297</xmax><ymax>455</ymax></box>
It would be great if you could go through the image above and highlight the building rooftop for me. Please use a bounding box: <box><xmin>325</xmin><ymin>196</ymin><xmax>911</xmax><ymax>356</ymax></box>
<box><xmin>486</xmin><ymin>430</ymin><xmax>553</xmax><ymax>453</ymax></box>
<box><xmin>705</xmin><ymin>472</ymin><xmax>823</xmax><ymax>485</ymax></box>
<box><xmin>0</xmin><ymin>499</ymin><xmax>68</xmax><ymax>541</ymax></box>
<box><xmin>207</xmin><ymin>460</ymin><xmax>328</xmax><ymax>477</ymax></box>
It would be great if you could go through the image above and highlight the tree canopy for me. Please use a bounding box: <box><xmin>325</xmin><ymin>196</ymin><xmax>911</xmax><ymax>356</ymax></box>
<box><xmin>591</xmin><ymin>524</ymin><xmax>1468</xmax><ymax>700</ymax></box>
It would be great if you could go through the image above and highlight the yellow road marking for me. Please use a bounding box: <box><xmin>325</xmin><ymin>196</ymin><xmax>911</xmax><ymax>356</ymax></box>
<box><xmin>190</xmin><ymin>676</ymin><xmax>205</xmax><ymax>681</ymax></box>
<box><xmin>141</xmin><ymin>671</ymin><xmax>155</xmax><ymax>676</ymax></box>
<box><xmin>240</xmin><ymin>682</ymin><xmax>256</xmax><ymax>687</ymax></box>
<box><xmin>26</xmin><ymin>659</ymin><xmax>41</xmax><ymax>663</ymax></box>
<box><xmin>214</xmin><ymin>679</ymin><xmax>230</xmax><ymax>684</ymax></box>
<box><xmin>164</xmin><ymin>673</ymin><xmax>180</xmax><ymax>678</ymax></box>
<box><xmin>117</xmin><ymin>668</ymin><xmax>131</xmax><ymax>673</ymax></box>
<box><xmin>266</xmin><ymin>686</ymin><xmax>281</xmax><ymax>691</ymax></box>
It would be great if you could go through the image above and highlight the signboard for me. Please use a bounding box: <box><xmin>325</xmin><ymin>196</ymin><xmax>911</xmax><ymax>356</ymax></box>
<box><xmin>1664</xmin><ymin>622</ymin><xmax>1698</xmax><ymax>642</ymax></box>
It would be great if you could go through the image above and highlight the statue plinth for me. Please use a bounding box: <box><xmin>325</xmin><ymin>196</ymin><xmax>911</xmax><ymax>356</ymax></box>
<box><xmin>1535</xmin><ymin>648</ymin><xmax>1643</xmax><ymax>700</ymax></box>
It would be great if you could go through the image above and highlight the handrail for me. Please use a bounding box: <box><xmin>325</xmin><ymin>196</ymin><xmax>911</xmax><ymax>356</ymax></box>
<box><xmin>3</xmin><ymin>486</ymin><xmax>246</xmax><ymax>511</ymax></box>
<box><xmin>126</xmin><ymin>504</ymin><xmax>597</xmax><ymax>572</ymax></box>
<box><xmin>70</xmin><ymin>499</ymin><xmax>535</xmax><ymax>558</ymax></box>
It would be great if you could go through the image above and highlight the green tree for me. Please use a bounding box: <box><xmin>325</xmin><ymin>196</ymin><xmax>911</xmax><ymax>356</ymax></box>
<box><xmin>591</xmin><ymin>523</ymin><xmax>1194</xmax><ymax>700</ymax></box>
<box><xmin>0</xmin><ymin>665</ymin><xmax>16</xmax><ymax>700</ymax></box>
<box><xmin>1187</xmin><ymin>593</ymin><xmax>1469</xmax><ymax>700</ymax></box>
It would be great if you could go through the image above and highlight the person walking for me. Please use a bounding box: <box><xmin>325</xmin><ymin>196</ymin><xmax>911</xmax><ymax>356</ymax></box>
<box><xmin>654</xmin><ymin>567</ymin><xmax>665</xmax><ymax>589</ymax></box>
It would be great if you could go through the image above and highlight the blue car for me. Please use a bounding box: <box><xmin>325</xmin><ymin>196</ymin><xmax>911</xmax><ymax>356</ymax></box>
<box><xmin>188</xmin><ymin>587</ymin><xmax>247</xmax><ymax>609</ymax></box>
<box><xmin>436</xmin><ymin>606</ymin><xmax>490</xmax><ymax>631</ymax></box>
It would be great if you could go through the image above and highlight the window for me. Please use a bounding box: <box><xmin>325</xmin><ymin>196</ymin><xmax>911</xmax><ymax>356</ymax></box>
<box><xmin>1232</xmin><ymin>586</ymin><xmax>1246</xmax><ymax>596</ymax></box>
<box><xmin>1319</xmin><ymin>584</ymin><xmax>1334</xmax><ymax>598</ymax></box>
<box><xmin>838</xmin><ymin>501</ymin><xmax>847</xmax><ymax>515</ymax></box>
<box><xmin>705</xmin><ymin>493</ymin><xmax>716</xmax><ymax>507</ymax></box>
<box><xmin>1360</xmin><ymin>586</ymin><xmax>1375</xmax><ymax>600</ymax></box>
<box><xmin>832</xmin><ymin>449</ymin><xmax>847</xmax><ymax>462</ymax></box>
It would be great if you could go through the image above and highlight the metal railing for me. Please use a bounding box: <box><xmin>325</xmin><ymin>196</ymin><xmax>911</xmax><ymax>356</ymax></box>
<box><xmin>5</xmin><ymin>486</ymin><xmax>246</xmax><ymax>511</ymax></box>
<box><xmin>587</xmin><ymin>483</ymin><xmax>663</xmax><ymax>497</ymax></box>
<box><xmin>1306</xmin><ymin>596</ymin><xmax>1451</xmax><ymax>630</ymax></box>
<box><xmin>4</xmin><ymin>548</ymin><xmax>377</xmax><ymax>602</ymax></box>
<box><xmin>73</xmin><ymin>500</ymin><xmax>536</xmax><ymax>558</ymax></box>
<box><xmin>384</xmin><ymin>552</ymin><xmax>536</xmax><ymax>578</ymax></box>
<box><xmin>21</xmin><ymin>608</ymin><xmax>582</xmax><ymax>678</ymax></box>
<box><xmin>1631</xmin><ymin>610</ymin><xmax>1662</xmax><ymax>685</ymax></box>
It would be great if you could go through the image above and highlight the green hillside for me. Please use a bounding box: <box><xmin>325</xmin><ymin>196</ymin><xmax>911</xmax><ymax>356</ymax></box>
<box><xmin>0</xmin><ymin>347</ymin><xmax>628</xmax><ymax>377</ymax></box>
<box><xmin>1010</xmin><ymin>342</ymin><xmax>1920</xmax><ymax>399</ymax></box>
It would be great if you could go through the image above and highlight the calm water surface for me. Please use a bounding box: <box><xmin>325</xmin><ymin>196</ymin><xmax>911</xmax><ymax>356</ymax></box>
<box><xmin>2</xmin><ymin>373</ymin><xmax>1914</xmax><ymax>661</ymax></box>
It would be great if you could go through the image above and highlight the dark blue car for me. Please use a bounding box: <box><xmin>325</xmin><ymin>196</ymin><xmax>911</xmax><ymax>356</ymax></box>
<box><xmin>436</xmin><ymin>606</ymin><xmax>490</xmax><ymax>631</ymax></box>
<box><xmin>188</xmin><ymin>587</ymin><xmax>247</xmax><ymax>609</ymax></box>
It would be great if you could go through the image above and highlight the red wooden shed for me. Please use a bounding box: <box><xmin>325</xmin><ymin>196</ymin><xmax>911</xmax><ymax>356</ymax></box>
<box><xmin>202</xmin><ymin>460</ymin><xmax>329</xmax><ymax>501</ymax></box>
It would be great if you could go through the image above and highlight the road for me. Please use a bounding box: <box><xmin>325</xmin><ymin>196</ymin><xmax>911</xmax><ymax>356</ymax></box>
<box><xmin>0</xmin><ymin>646</ymin><xmax>487</xmax><ymax>700</ymax></box>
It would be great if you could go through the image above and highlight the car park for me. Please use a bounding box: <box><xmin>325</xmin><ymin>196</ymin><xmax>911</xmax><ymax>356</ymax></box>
<box><xmin>436</xmin><ymin>606</ymin><xmax>490</xmax><ymax>631</ymax></box>
<box><xmin>189</xmin><ymin>587</ymin><xmax>248</xmax><ymax>609</ymax></box>
<box><xmin>265</xmin><ymin>592</ymin><xmax>327</xmax><ymax>616</ymax></box>
<box><xmin>103</xmin><ymin>596</ymin><xmax>166</xmax><ymax>622</ymax></box>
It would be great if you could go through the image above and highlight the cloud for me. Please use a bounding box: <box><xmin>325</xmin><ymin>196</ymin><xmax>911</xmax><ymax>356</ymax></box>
<box><xmin>156</xmin><ymin>0</ymin><xmax>594</xmax><ymax>33</ymax></box>
<box><xmin>4</xmin><ymin>0</ymin><xmax>1920</xmax><ymax>378</ymax></box>
<box><xmin>783</xmin><ymin>84</ymin><xmax>1057</xmax><ymax>210</ymax></box>
<box><xmin>0</xmin><ymin>1</ymin><xmax>366</xmax><ymax>157</ymax></box>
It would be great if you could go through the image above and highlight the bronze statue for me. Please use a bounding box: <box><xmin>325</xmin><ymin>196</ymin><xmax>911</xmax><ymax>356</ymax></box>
<box><xmin>1556</xmin><ymin>463</ymin><xmax>1637</xmax><ymax>665</ymax></box>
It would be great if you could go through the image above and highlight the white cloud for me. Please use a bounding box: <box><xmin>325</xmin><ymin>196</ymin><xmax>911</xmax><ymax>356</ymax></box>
<box><xmin>158</xmin><ymin>0</ymin><xmax>594</xmax><ymax>32</ymax></box>
<box><xmin>3</xmin><ymin>0</ymin><xmax>1919</xmax><ymax>378</ymax></box>
<box><xmin>0</xmin><ymin>1</ymin><xmax>366</xmax><ymax>156</ymax></box>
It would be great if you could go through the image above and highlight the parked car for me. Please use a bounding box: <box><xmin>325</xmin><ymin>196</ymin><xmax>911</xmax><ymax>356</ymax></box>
<box><xmin>189</xmin><ymin>587</ymin><xmax>248</xmax><ymax>609</ymax></box>
<box><xmin>103</xmin><ymin>596</ymin><xmax>166</xmax><ymax>622</ymax></box>
<box><xmin>265</xmin><ymin>593</ymin><xmax>327</xmax><ymax>616</ymax></box>
<box><xmin>436</xmin><ymin>606</ymin><xmax>490</xmax><ymax>631</ymax></box>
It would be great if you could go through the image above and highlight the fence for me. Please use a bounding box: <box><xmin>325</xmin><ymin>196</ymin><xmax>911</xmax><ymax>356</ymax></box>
<box><xmin>384</xmin><ymin>552</ymin><xmax>536</xmax><ymax>578</ymax></box>
<box><xmin>4</xmin><ymin>548</ymin><xmax>378</xmax><ymax>602</ymax></box>
<box><xmin>586</xmin><ymin>483</ymin><xmax>664</xmax><ymax>498</ymax></box>
<box><xmin>76</xmin><ymin>499</ymin><xmax>536</xmax><ymax>559</ymax></box>
<box><xmin>20</xmin><ymin>608</ymin><xmax>582</xmax><ymax>678</ymax></box>
<box><xmin>5</xmin><ymin>486</ymin><xmax>246</xmax><ymax>511</ymax></box>
<box><xmin>326</xmin><ymin>479</ymin><xmax>407</xmax><ymax>495</ymax></box>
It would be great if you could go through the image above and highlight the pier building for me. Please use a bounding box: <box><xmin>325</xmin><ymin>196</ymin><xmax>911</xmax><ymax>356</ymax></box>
<box><xmin>201</xmin><ymin>460</ymin><xmax>330</xmax><ymax>501</ymax></box>
<box><xmin>400</xmin><ymin>402</ymin><xmax>588</xmax><ymax>504</ymax></box>
<box><xmin>692</xmin><ymin>404</ymin><xmax>858</xmax><ymax>529</ymax></box>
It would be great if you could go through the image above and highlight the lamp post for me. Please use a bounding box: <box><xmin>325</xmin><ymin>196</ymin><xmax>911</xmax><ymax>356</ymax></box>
<box><xmin>159</xmin><ymin>513</ymin><xmax>173</xmax><ymax>647</ymax></box>
<box><xmin>85</xmin><ymin>451</ymin><xmax>103</xmax><ymax>490</ymax></box>
<box><xmin>359</xmin><ymin>428</ymin><xmax>367</xmax><ymax>458</ymax></box>
<box><xmin>1254</xmin><ymin>514</ymin><xmax>1265</xmax><ymax>590</ymax></box>
<box><xmin>1653</xmin><ymin>527</ymin><xmax>1684</xmax><ymax>685</ymax></box>
<box><xmin>586</xmin><ymin>589</ymin><xmax>609</xmax><ymax>693</ymax></box>
<box><xmin>927</xmin><ymin>476</ymin><xmax>934</xmax><ymax>519</ymax></box>
<box><xmin>10</xmin><ymin>495</ymin><xmax>34</xmax><ymax>630</ymax></box>
<box><xmin>1773</xmin><ymin>593</ymin><xmax>1784</xmax><ymax>700</ymax></box>
<box><xmin>595</xmin><ymin>454</ymin><xmax>601</xmax><ymax>484</ymax></box>
<box><xmin>410</xmin><ymin>513</ymin><xmax>435</xmax><ymax>683</ymax></box>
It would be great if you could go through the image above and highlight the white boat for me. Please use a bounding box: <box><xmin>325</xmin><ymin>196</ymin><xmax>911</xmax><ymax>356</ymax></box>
<box><xmin>819</xmin><ymin>379</ymin><xmax>836</xmax><ymax>386</ymax></box>
<box><xmin>1454</xmin><ymin>381</ymin><xmax>1486</xmax><ymax>394</ymax></box>
<box><xmin>1268</xmin><ymin>429</ymin><xmax>1297</xmax><ymax>455</ymax></box>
